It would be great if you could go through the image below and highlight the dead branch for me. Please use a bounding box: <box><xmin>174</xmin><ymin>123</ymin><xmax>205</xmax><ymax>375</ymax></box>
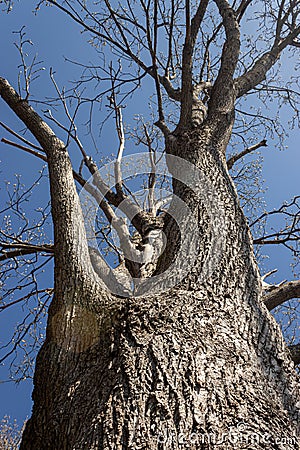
<box><xmin>107</xmin><ymin>66</ymin><xmax>125</xmax><ymax>195</ymax></box>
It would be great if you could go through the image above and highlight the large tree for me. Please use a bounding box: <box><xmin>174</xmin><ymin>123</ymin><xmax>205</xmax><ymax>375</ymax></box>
<box><xmin>0</xmin><ymin>0</ymin><xmax>300</xmax><ymax>448</ymax></box>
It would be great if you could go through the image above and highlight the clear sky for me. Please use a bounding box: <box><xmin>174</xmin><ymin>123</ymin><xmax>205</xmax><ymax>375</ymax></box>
<box><xmin>0</xmin><ymin>0</ymin><xmax>299</xmax><ymax>429</ymax></box>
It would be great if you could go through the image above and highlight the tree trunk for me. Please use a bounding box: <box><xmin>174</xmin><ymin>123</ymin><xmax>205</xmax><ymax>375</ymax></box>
<box><xmin>20</xmin><ymin>129</ymin><xmax>300</xmax><ymax>449</ymax></box>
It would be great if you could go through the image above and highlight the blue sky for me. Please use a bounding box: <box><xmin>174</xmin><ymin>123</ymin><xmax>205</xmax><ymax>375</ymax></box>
<box><xmin>0</xmin><ymin>0</ymin><xmax>299</xmax><ymax>428</ymax></box>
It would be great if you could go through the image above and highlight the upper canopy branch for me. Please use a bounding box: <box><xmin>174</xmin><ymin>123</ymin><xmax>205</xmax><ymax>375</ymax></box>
<box><xmin>177</xmin><ymin>0</ymin><xmax>209</xmax><ymax>129</ymax></box>
<box><xmin>250</xmin><ymin>196</ymin><xmax>300</xmax><ymax>228</ymax></box>
<box><xmin>206</xmin><ymin>0</ymin><xmax>240</xmax><ymax>124</ymax></box>
<box><xmin>235</xmin><ymin>1</ymin><xmax>300</xmax><ymax>97</ymax></box>
<box><xmin>44</xmin><ymin>0</ymin><xmax>180</xmax><ymax>107</ymax></box>
<box><xmin>191</xmin><ymin>0</ymin><xmax>209</xmax><ymax>43</ymax></box>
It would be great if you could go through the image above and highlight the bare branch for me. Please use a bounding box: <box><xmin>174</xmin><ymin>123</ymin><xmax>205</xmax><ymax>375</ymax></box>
<box><xmin>0</xmin><ymin>135</ymin><xmax>117</xmax><ymax>227</ymax></box>
<box><xmin>236</xmin><ymin>0</ymin><xmax>253</xmax><ymax>22</ymax></box>
<box><xmin>1</xmin><ymin>138</ymin><xmax>47</xmax><ymax>162</ymax></box>
<box><xmin>250</xmin><ymin>196</ymin><xmax>300</xmax><ymax>228</ymax></box>
<box><xmin>263</xmin><ymin>280</ymin><xmax>300</xmax><ymax>310</ymax></box>
<box><xmin>261</xmin><ymin>269</ymin><xmax>278</xmax><ymax>282</ymax></box>
<box><xmin>0</xmin><ymin>120</ymin><xmax>42</xmax><ymax>150</ymax></box>
<box><xmin>254</xmin><ymin>234</ymin><xmax>299</xmax><ymax>245</ymax></box>
<box><xmin>0</xmin><ymin>80</ymin><xmax>160</xmax><ymax>258</ymax></box>
<box><xmin>44</xmin><ymin>0</ymin><xmax>178</xmax><ymax>107</ymax></box>
<box><xmin>0</xmin><ymin>293</ymin><xmax>50</xmax><ymax>366</ymax></box>
<box><xmin>0</xmin><ymin>289</ymin><xmax>53</xmax><ymax>312</ymax></box>
<box><xmin>45</xmin><ymin>0</ymin><xmax>149</xmax><ymax>73</ymax></box>
<box><xmin>12</xmin><ymin>120</ymin><xmax>157</xmax><ymax>243</ymax></box>
<box><xmin>227</xmin><ymin>139</ymin><xmax>267</xmax><ymax>169</ymax></box>
<box><xmin>82</xmin><ymin>156</ymin><xmax>160</xmax><ymax>236</ymax></box>
<box><xmin>0</xmin><ymin>242</ymin><xmax>53</xmax><ymax>262</ymax></box>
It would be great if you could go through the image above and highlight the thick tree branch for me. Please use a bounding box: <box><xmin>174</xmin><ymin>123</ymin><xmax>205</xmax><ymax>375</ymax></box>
<box><xmin>235</xmin><ymin>26</ymin><xmax>300</xmax><ymax>97</ymax></box>
<box><xmin>0</xmin><ymin>144</ymin><xmax>148</xmax><ymax>281</ymax></box>
<box><xmin>0</xmin><ymin>77</ymin><xmax>92</xmax><ymax>278</ymax></box>
<box><xmin>0</xmin><ymin>135</ymin><xmax>115</xmax><ymax>224</ymax></box>
<box><xmin>236</xmin><ymin>0</ymin><xmax>253</xmax><ymax>22</ymax></box>
<box><xmin>158</xmin><ymin>74</ymin><xmax>181</xmax><ymax>101</ymax></box>
<box><xmin>227</xmin><ymin>139</ymin><xmax>267</xmax><ymax>169</ymax></box>
<box><xmin>141</xmin><ymin>0</ymin><xmax>166</xmax><ymax>128</ymax></box>
<box><xmin>88</xmin><ymin>247</ymin><xmax>131</xmax><ymax>297</ymax></box>
<box><xmin>207</xmin><ymin>0</ymin><xmax>240</xmax><ymax>128</ymax></box>
<box><xmin>1</xmin><ymin>114</ymin><xmax>159</xmax><ymax>242</ymax></box>
<box><xmin>263</xmin><ymin>280</ymin><xmax>300</xmax><ymax>310</ymax></box>
<box><xmin>47</xmin><ymin>76</ymin><xmax>161</xmax><ymax>236</ymax></box>
<box><xmin>212</xmin><ymin>0</ymin><xmax>240</xmax><ymax>80</ymax></box>
<box><xmin>191</xmin><ymin>0</ymin><xmax>209</xmax><ymax>43</ymax></box>
<box><xmin>84</xmin><ymin>156</ymin><xmax>162</xmax><ymax>236</ymax></box>
<box><xmin>0</xmin><ymin>134</ymin><xmax>146</xmax><ymax>273</ymax></box>
<box><xmin>0</xmin><ymin>78</ymin><xmax>148</xmax><ymax>284</ymax></box>
<box><xmin>177</xmin><ymin>0</ymin><xmax>209</xmax><ymax>129</ymax></box>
